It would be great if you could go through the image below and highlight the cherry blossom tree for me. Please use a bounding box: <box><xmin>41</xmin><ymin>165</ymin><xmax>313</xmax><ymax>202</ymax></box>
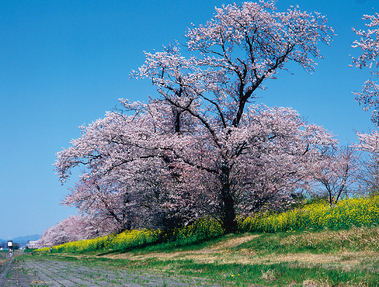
<box><xmin>358</xmin><ymin>152</ymin><xmax>379</xmax><ymax>195</ymax></box>
<box><xmin>352</xmin><ymin>12</ymin><xmax>379</xmax><ymax>125</ymax></box>
<box><xmin>132</xmin><ymin>1</ymin><xmax>333</xmax><ymax>232</ymax></box>
<box><xmin>351</xmin><ymin>12</ymin><xmax>379</xmax><ymax>195</ymax></box>
<box><xmin>56</xmin><ymin>1</ymin><xmax>335</xmax><ymax>234</ymax></box>
<box><xmin>310</xmin><ymin>146</ymin><xmax>361</xmax><ymax>205</ymax></box>
<box><xmin>38</xmin><ymin>215</ymin><xmax>97</xmax><ymax>247</ymax></box>
<box><xmin>56</xmin><ymin>100</ymin><xmax>335</xmax><ymax>234</ymax></box>
<box><xmin>63</xmin><ymin>179</ymin><xmax>135</xmax><ymax>234</ymax></box>
<box><xmin>56</xmin><ymin>100</ymin><xmax>218</xmax><ymax>232</ymax></box>
<box><xmin>355</xmin><ymin>131</ymin><xmax>379</xmax><ymax>195</ymax></box>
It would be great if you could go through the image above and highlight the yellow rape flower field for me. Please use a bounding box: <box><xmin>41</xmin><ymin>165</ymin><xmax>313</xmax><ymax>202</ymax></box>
<box><xmin>239</xmin><ymin>195</ymin><xmax>379</xmax><ymax>233</ymax></box>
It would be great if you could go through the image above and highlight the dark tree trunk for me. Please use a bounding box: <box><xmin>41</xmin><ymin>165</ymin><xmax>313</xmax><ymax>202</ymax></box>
<box><xmin>220</xmin><ymin>164</ymin><xmax>237</xmax><ymax>234</ymax></box>
<box><xmin>172</xmin><ymin>107</ymin><xmax>182</xmax><ymax>134</ymax></box>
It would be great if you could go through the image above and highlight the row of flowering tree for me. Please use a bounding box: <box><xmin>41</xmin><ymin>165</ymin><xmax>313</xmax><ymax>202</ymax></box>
<box><xmin>42</xmin><ymin>1</ymin><xmax>379</xmax><ymax>245</ymax></box>
<box><xmin>45</xmin><ymin>1</ymin><xmax>379</xmax><ymax>242</ymax></box>
<box><xmin>38</xmin><ymin>215</ymin><xmax>98</xmax><ymax>247</ymax></box>
<box><xmin>53</xmin><ymin>1</ymin><xmax>337</xmax><ymax>235</ymax></box>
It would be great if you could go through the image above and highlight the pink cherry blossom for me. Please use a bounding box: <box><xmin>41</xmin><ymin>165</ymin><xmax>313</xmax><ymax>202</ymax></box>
<box><xmin>352</xmin><ymin>12</ymin><xmax>379</xmax><ymax>125</ymax></box>
<box><xmin>38</xmin><ymin>215</ymin><xmax>98</xmax><ymax>247</ymax></box>
<box><xmin>310</xmin><ymin>146</ymin><xmax>361</xmax><ymax>205</ymax></box>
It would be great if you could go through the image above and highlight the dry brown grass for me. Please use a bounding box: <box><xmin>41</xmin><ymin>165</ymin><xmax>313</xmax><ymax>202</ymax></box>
<box><xmin>100</xmin><ymin>233</ymin><xmax>379</xmax><ymax>270</ymax></box>
<box><xmin>301</xmin><ymin>279</ymin><xmax>332</xmax><ymax>287</ymax></box>
<box><xmin>49</xmin><ymin>228</ymin><xmax>379</xmax><ymax>278</ymax></box>
<box><xmin>280</xmin><ymin>225</ymin><xmax>379</xmax><ymax>251</ymax></box>
<box><xmin>106</xmin><ymin>234</ymin><xmax>258</xmax><ymax>263</ymax></box>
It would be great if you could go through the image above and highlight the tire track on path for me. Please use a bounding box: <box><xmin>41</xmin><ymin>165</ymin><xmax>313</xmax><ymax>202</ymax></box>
<box><xmin>0</xmin><ymin>259</ymin><xmax>13</xmax><ymax>287</ymax></box>
<box><xmin>1</xmin><ymin>258</ymin><xmax>31</xmax><ymax>287</ymax></box>
<box><xmin>20</xmin><ymin>258</ymin><xmax>221</xmax><ymax>286</ymax></box>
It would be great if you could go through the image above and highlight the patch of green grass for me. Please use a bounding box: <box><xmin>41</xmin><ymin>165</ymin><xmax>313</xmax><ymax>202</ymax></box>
<box><xmin>234</xmin><ymin>225</ymin><xmax>379</xmax><ymax>255</ymax></box>
<box><xmin>173</xmin><ymin>261</ymin><xmax>379</xmax><ymax>286</ymax></box>
<box><xmin>233</xmin><ymin>231</ymin><xmax>303</xmax><ymax>254</ymax></box>
<box><xmin>125</xmin><ymin>232</ymin><xmax>237</xmax><ymax>255</ymax></box>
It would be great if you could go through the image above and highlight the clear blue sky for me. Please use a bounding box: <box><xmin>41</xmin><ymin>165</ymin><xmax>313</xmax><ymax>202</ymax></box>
<box><xmin>0</xmin><ymin>0</ymin><xmax>377</xmax><ymax>240</ymax></box>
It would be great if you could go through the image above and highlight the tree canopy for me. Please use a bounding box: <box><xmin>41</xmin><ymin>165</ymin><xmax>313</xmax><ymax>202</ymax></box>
<box><xmin>54</xmin><ymin>1</ymin><xmax>336</xmax><ymax>236</ymax></box>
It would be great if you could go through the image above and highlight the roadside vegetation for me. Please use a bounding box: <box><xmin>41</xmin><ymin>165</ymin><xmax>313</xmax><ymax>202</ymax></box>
<box><xmin>31</xmin><ymin>195</ymin><xmax>379</xmax><ymax>286</ymax></box>
<box><xmin>36</xmin><ymin>195</ymin><xmax>379</xmax><ymax>254</ymax></box>
<box><xmin>239</xmin><ymin>195</ymin><xmax>379</xmax><ymax>233</ymax></box>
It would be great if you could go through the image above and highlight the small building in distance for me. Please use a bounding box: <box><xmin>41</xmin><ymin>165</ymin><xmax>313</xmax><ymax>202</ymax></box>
<box><xmin>26</xmin><ymin>240</ymin><xmax>39</xmax><ymax>249</ymax></box>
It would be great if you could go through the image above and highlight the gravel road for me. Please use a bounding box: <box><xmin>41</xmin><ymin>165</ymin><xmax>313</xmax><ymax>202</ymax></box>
<box><xmin>0</xmin><ymin>257</ymin><xmax>221</xmax><ymax>287</ymax></box>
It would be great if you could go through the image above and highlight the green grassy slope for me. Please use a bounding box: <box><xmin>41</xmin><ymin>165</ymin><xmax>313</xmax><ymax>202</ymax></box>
<box><xmin>31</xmin><ymin>227</ymin><xmax>379</xmax><ymax>286</ymax></box>
<box><xmin>32</xmin><ymin>196</ymin><xmax>379</xmax><ymax>286</ymax></box>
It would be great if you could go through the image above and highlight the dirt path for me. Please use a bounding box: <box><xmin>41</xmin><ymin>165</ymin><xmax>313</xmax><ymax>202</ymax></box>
<box><xmin>0</xmin><ymin>259</ymin><xmax>30</xmax><ymax>287</ymax></box>
<box><xmin>0</xmin><ymin>258</ymin><xmax>221</xmax><ymax>287</ymax></box>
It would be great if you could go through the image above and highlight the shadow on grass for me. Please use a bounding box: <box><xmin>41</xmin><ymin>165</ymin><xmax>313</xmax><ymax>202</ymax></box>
<box><xmin>95</xmin><ymin>234</ymin><xmax>227</xmax><ymax>256</ymax></box>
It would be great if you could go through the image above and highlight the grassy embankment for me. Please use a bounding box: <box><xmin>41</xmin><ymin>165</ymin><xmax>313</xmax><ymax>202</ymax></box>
<box><xmin>32</xmin><ymin>195</ymin><xmax>379</xmax><ymax>286</ymax></box>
